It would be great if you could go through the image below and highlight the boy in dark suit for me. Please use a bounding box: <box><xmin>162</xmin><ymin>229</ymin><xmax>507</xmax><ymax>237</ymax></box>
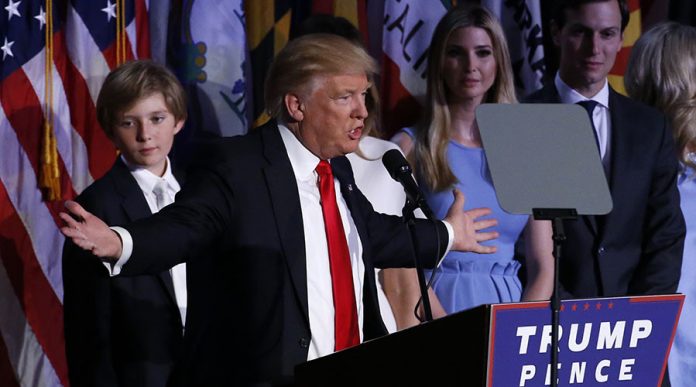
<box><xmin>62</xmin><ymin>60</ymin><xmax>193</xmax><ymax>387</ymax></box>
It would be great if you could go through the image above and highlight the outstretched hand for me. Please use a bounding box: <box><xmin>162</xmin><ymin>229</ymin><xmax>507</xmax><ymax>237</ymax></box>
<box><xmin>444</xmin><ymin>189</ymin><xmax>498</xmax><ymax>254</ymax></box>
<box><xmin>59</xmin><ymin>201</ymin><xmax>122</xmax><ymax>260</ymax></box>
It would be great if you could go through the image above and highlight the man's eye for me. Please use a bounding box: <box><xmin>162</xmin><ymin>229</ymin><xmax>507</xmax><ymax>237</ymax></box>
<box><xmin>152</xmin><ymin>116</ymin><xmax>166</xmax><ymax>124</ymax></box>
<box><xmin>601</xmin><ymin>30</ymin><xmax>617</xmax><ymax>39</ymax></box>
<box><xmin>119</xmin><ymin>120</ymin><xmax>134</xmax><ymax>128</ymax></box>
<box><xmin>568</xmin><ymin>27</ymin><xmax>586</xmax><ymax>36</ymax></box>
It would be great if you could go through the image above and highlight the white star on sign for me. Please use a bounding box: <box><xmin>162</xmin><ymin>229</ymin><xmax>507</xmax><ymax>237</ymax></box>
<box><xmin>5</xmin><ymin>0</ymin><xmax>21</xmax><ymax>21</ymax></box>
<box><xmin>35</xmin><ymin>6</ymin><xmax>46</xmax><ymax>30</ymax></box>
<box><xmin>2</xmin><ymin>38</ymin><xmax>15</xmax><ymax>60</ymax></box>
<box><xmin>101</xmin><ymin>0</ymin><xmax>117</xmax><ymax>22</ymax></box>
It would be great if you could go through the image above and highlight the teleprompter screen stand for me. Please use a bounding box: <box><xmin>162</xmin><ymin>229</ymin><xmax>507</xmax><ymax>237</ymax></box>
<box><xmin>475</xmin><ymin>103</ymin><xmax>612</xmax><ymax>387</ymax></box>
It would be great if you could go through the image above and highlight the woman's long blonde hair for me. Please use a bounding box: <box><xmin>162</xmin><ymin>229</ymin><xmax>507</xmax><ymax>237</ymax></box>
<box><xmin>625</xmin><ymin>22</ymin><xmax>696</xmax><ymax>170</ymax></box>
<box><xmin>413</xmin><ymin>4</ymin><xmax>517</xmax><ymax>192</ymax></box>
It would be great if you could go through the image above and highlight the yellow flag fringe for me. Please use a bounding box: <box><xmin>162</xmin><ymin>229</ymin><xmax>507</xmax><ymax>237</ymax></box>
<box><xmin>40</xmin><ymin>0</ymin><xmax>60</xmax><ymax>201</ymax></box>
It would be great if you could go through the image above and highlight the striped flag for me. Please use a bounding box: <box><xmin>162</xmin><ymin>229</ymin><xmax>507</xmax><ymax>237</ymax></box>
<box><xmin>381</xmin><ymin>0</ymin><xmax>446</xmax><ymax>137</ymax></box>
<box><xmin>608</xmin><ymin>0</ymin><xmax>641</xmax><ymax>95</ymax></box>
<box><xmin>245</xmin><ymin>0</ymin><xmax>368</xmax><ymax>129</ymax></box>
<box><xmin>0</xmin><ymin>0</ymin><xmax>149</xmax><ymax>385</ymax></box>
<box><xmin>246</xmin><ymin>0</ymin><xmax>310</xmax><ymax>128</ymax></box>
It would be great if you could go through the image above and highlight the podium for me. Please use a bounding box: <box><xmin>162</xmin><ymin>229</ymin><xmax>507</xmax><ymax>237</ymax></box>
<box><xmin>295</xmin><ymin>294</ymin><xmax>683</xmax><ymax>387</ymax></box>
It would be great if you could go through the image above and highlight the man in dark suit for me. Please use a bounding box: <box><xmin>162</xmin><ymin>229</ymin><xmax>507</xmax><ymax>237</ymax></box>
<box><xmin>62</xmin><ymin>61</ymin><xmax>213</xmax><ymax>387</ymax></box>
<box><xmin>60</xmin><ymin>34</ymin><xmax>499</xmax><ymax>385</ymax></box>
<box><xmin>525</xmin><ymin>0</ymin><xmax>685</xmax><ymax>298</ymax></box>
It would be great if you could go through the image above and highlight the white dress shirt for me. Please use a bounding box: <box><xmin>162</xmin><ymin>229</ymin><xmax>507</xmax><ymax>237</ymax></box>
<box><xmin>278</xmin><ymin>125</ymin><xmax>366</xmax><ymax>360</ymax></box>
<box><xmin>113</xmin><ymin>156</ymin><xmax>188</xmax><ymax>329</ymax></box>
<box><xmin>110</xmin><ymin>126</ymin><xmax>453</xmax><ymax>356</ymax></box>
<box><xmin>555</xmin><ymin>73</ymin><xmax>612</xmax><ymax>174</ymax></box>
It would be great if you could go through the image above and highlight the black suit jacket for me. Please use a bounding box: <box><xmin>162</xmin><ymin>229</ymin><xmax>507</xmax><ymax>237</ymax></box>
<box><xmin>525</xmin><ymin>84</ymin><xmax>685</xmax><ymax>298</ymax></box>
<box><xmin>62</xmin><ymin>158</ymin><xmax>212</xmax><ymax>387</ymax></box>
<box><xmin>120</xmin><ymin>121</ymin><xmax>448</xmax><ymax>385</ymax></box>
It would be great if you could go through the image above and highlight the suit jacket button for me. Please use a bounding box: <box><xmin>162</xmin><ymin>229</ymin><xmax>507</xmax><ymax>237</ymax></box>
<box><xmin>597</xmin><ymin>247</ymin><xmax>606</xmax><ymax>255</ymax></box>
<box><xmin>299</xmin><ymin>337</ymin><xmax>309</xmax><ymax>348</ymax></box>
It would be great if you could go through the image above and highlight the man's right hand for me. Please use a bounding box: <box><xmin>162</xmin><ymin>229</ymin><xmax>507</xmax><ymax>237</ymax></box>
<box><xmin>444</xmin><ymin>189</ymin><xmax>499</xmax><ymax>254</ymax></box>
<box><xmin>60</xmin><ymin>201</ymin><xmax>122</xmax><ymax>260</ymax></box>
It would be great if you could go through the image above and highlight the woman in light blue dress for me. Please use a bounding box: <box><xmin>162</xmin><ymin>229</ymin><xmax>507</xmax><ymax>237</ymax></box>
<box><xmin>625</xmin><ymin>22</ymin><xmax>696</xmax><ymax>387</ymax></box>
<box><xmin>385</xmin><ymin>5</ymin><xmax>554</xmax><ymax>316</ymax></box>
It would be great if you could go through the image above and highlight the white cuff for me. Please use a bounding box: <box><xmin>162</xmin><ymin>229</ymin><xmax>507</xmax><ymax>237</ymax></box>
<box><xmin>101</xmin><ymin>227</ymin><xmax>133</xmax><ymax>276</ymax></box>
<box><xmin>440</xmin><ymin>220</ymin><xmax>454</xmax><ymax>267</ymax></box>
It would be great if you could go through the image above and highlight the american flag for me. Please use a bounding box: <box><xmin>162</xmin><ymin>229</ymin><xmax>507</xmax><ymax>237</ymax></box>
<box><xmin>0</xmin><ymin>0</ymin><xmax>149</xmax><ymax>385</ymax></box>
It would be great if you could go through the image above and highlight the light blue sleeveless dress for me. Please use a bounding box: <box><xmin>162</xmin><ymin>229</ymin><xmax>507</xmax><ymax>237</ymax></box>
<box><xmin>404</xmin><ymin>128</ymin><xmax>529</xmax><ymax>313</ymax></box>
<box><xmin>667</xmin><ymin>164</ymin><xmax>696</xmax><ymax>387</ymax></box>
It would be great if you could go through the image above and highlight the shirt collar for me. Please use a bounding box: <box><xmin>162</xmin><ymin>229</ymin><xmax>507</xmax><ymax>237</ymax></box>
<box><xmin>277</xmin><ymin>123</ymin><xmax>321</xmax><ymax>183</ymax></box>
<box><xmin>555</xmin><ymin>72</ymin><xmax>610</xmax><ymax>109</ymax></box>
<box><xmin>121</xmin><ymin>155</ymin><xmax>180</xmax><ymax>194</ymax></box>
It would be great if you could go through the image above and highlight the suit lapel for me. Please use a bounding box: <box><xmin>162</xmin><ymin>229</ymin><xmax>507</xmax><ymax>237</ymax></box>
<box><xmin>331</xmin><ymin>157</ymin><xmax>369</xmax><ymax>257</ymax></box>
<box><xmin>260</xmin><ymin>123</ymin><xmax>311</xmax><ymax>325</ymax></box>
<box><xmin>601</xmin><ymin>90</ymin><xmax>632</xmax><ymax>241</ymax></box>
<box><xmin>111</xmin><ymin>159</ymin><xmax>179</xmax><ymax>308</ymax></box>
<box><xmin>332</xmin><ymin>156</ymin><xmax>388</xmax><ymax>337</ymax></box>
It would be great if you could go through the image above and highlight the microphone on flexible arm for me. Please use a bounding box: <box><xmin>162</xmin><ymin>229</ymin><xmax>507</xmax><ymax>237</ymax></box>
<box><xmin>381</xmin><ymin>149</ymin><xmax>435</xmax><ymax>220</ymax></box>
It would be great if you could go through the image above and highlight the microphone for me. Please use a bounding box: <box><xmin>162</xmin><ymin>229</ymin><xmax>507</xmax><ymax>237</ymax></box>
<box><xmin>382</xmin><ymin>149</ymin><xmax>435</xmax><ymax>220</ymax></box>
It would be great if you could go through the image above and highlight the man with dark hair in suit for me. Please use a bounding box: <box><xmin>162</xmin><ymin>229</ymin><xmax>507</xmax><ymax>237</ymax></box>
<box><xmin>59</xmin><ymin>34</ymin><xmax>499</xmax><ymax>386</ymax></box>
<box><xmin>525</xmin><ymin>0</ymin><xmax>685</xmax><ymax>299</ymax></box>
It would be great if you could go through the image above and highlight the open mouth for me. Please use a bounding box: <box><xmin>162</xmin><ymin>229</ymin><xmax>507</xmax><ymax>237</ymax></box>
<box><xmin>348</xmin><ymin>127</ymin><xmax>363</xmax><ymax>140</ymax></box>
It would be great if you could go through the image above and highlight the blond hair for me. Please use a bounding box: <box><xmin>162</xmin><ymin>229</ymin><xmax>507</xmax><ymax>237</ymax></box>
<box><xmin>625</xmin><ymin>22</ymin><xmax>696</xmax><ymax>169</ymax></box>
<box><xmin>414</xmin><ymin>4</ymin><xmax>517</xmax><ymax>191</ymax></box>
<box><xmin>96</xmin><ymin>60</ymin><xmax>187</xmax><ymax>136</ymax></box>
<box><xmin>264</xmin><ymin>34</ymin><xmax>377</xmax><ymax>122</ymax></box>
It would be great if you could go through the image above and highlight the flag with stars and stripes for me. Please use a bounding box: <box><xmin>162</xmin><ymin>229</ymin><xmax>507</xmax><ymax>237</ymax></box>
<box><xmin>0</xmin><ymin>0</ymin><xmax>149</xmax><ymax>385</ymax></box>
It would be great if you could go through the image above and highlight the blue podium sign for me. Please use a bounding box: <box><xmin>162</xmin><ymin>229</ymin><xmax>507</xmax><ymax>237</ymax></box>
<box><xmin>486</xmin><ymin>295</ymin><xmax>684</xmax><ymax>387</ymax></box>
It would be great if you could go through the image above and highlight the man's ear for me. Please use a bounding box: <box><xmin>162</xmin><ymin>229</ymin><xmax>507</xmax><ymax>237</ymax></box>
<box><xmin>284</xmin><ymin>93</ymin><xmax>304</xmax><ymax>122</ymax></box>
<box><xmin>173</xmin><ymin>119</ymin><xmax>185</xmax><ymax>135</ymax></box>
<box><xmin>550</xmin><ymin>21</ymin><xmax>561</xmax><ymax>46</ymax></box>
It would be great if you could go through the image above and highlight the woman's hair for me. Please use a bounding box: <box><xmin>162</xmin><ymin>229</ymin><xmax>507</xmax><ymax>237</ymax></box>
<box><xmin>264</xmin><ymin>34</ymin><xmax>377</xmax><ymax>123</ymax></box>
<box><xmin>625</xmin><ymin>22</ymin><xmax>696</xmax><ymax>169</ymax></box>
<box><xmin>414</xmin><ymin>4</ymin><xmax>517</xmax><ymax>191</ymax></box>
<box><xmin>96</xmin><ymin>60</ymin><xmax>187</xmax><ymax>136</ymax></box>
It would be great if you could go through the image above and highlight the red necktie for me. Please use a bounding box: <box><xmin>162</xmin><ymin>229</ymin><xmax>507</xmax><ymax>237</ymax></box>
<box><xmin>315</xmin><ymin>160</ymin><xmax>360</xmax><ymax>351</ymax></box>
